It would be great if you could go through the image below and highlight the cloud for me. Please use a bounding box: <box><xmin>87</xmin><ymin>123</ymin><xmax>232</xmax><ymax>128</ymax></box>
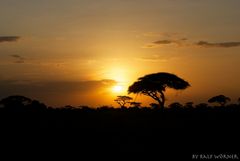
<box><xmin>195</xmin><ymin>41</ymin><xmax>240</xmax><ymax>48</ymax></box>
<box><xmin>153</xmin><ymin>40</ymin><xmax>173</xmax><ymax>45</ymax></box>
<box><xmin>0</xmin><ymin>79</ymin><xmax>117</xmax><ymax>106</ymax></box>
<box><xmin>41</xmin><ymin>79</ymin><xmax>117</xmax><ymax>93</ymax></box>
<box><xmin>144</xmin><ymin>38</ymin><xmax>188</xmax><ymax>48</ymax></box>
<box><xmin>0</xmin><ymin>36</ymin><xmax>20</xmax><ymax>43</ymax></box>
<box><xmin>145</xmin><ymin>38</ymin><xmax>240</xmax><ymax>48</ymax></box>
<box><xmin>11</xmin><ymin>54</ymin><xmax>22</xmax><ymax>58</ymax></box>
<box><xmin>10</xmin><ymin>54</ymin><xmax>25</xmax><ymax>64</ymax></box>
<box><xmin>0</xmin><ymin>79</ymin><xmax>117</xmax><ymax>97</ymax></box>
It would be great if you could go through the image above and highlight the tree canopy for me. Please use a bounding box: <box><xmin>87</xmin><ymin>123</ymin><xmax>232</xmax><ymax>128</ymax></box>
<box><xmin>114</xmin><ymin>96</ymin><xmax>133</xmax><ymax>108</ymax></box>
<box><xmin>128</xmin><ymin>72</ymin><xmax>190</xmax><ymax>108</ymax></box>
<box><xmin>208</xmin><ymin>95</ymin><xmax>231</xmax><ymax>106</ymax></box>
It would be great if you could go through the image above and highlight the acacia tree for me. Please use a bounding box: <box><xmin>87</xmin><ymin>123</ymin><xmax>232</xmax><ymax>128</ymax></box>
<box><xmin>114</xmin><ymin>96</ymin><xmax>133</xmax><ymax>108</ymax></box>
<box><xmin>128</xmin><ymin>72</ymin><xmax>190</xmax><ymax>109</ymax></box>
<box><xmin>208</xmin><ymin>95</ymin><xmax>231</xmax><ymax>106</ymax></box>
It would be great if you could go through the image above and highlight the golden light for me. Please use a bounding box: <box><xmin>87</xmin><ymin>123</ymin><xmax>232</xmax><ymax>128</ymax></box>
<box><xmin>112</xmin><ymin>85</ymin><xmax>124</xmax><ymax>93</ymax></box>
<box><xmin>101</xmin><ymin>65</ymin><xmax>134</xmax><ymax>95</ymax></box>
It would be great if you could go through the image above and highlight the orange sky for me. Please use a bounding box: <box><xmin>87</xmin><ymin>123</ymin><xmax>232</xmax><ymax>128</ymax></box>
<box><xmin>0</xmin><ymin>0</ymin><xmax>240</xmax><ymax>107</ymax></box>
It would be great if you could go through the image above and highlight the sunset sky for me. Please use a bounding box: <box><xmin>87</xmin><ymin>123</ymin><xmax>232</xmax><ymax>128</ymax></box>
<box><xmin>0</xmin><ymin>0</ymin><xmax>240</xmax><ymax>107</ymax></box>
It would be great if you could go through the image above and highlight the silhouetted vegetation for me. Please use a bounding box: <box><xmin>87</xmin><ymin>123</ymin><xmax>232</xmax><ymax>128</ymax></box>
<box><xmin>0</xmin><ymin>95</ymin><xmax>47</xmax><ymax>111</ymax></box>
<box><xmin>0</xmin><ymin>94</ymin><xmax>239</xmax><ymax>130</ymax></box>
<box><xmin>185</xmin><ymin>102</ymin><xmax>194</xmax><ymax>108</ymax></box>
<box><xmin>114</xmin><ymin>95</ymin><xmax>133</xmax><ymax>108</ymax></box>
<box><xmin>208</xmin><ymin>95</ymin><xmax>231</xmax><ymax>106</ymax></box>
<box><xmin>168</xmin><ymin>102</ymin><xmax>183</xmax><ymax>109</ymax></box>
<box><xmin>128</xmin><ymin>72</ymin><xmax>190</xmax><ymax>109</ymax></box>
<box><xmin>0</xmin><ymin>94</ymin><xmax>239</xmax><ymax>160</ymax></box>
<box><xmin>130</xmin><ymin>102</ymin><xmax>141</xmax><ymax>108</ymax></box>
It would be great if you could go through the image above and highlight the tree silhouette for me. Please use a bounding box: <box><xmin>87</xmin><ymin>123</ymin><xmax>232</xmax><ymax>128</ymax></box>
<box><xmin>128</xmin><ymin>72</ymin><xmax>190</xmax><ymax>109</ymax></box>
<box><xmin>208</xmin><ymin>95</ymin><xmax>231</xmax><ymax>106</ymax></box>
<box><xmin>238</xmin><ymin>98</ymin><xmax>240</xmax><ymax>105</ymax></box>
<box><xmin>168</xmin><ymin>102</ymin><xmax>183</xmax><ymax>109</ymax></box>
<box><xmin>0</xmin><ymin>95</ymin><xmax>47</xmax><ymax>111</ymax></box>
<box><xmin>0</xmin><ymin>95</ymin><xmax>32</xmax><ymax>110</ymax></box>
<box><xmin>114</xmin><ymin>96</ymin><xmax>133</xmax><ymax>108</ymax></box>
<box><xmin>196</xmin><ymin>103</ymin><xmax>208</xmax><ymax>109</ymax></box>
<box><xmin>28</xmin><ymin>100</ymin><xmax>47</xmax><ymax>110</ymax></box>
<box><xmin>185</xmin><ymin>102</ymin><xmax>194</xmax><ymax>108</ymax></box>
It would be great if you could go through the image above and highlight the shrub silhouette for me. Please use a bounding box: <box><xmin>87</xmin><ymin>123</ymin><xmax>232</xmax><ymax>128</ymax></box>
<box><xmin>0</xmin><ymin>95</ymin><xmax>47</xmax><ymax>111</ymax></box>
<box><xmin>0</xmin><ymin>95</ymin><xmax>32</xmax><ymax>110</ymax></box>
<box><xmin>168</xmin><ymin>102</ymin><xmax>183</xmax><ymax>109</ymax></box>
<box><xmin>185</xmin><ymin>102</ymin><xmax>194</xmax><ymax>108</ymax></box>
<box><xmin>114</xmin><ymin>96</ymin><xmax>133</xmax><ymax>108</ymax></box>
<box><xmin>128</xmin><ymin>72</ymin><xmax>190</xmax><ymax>109</ymax></box>
<box><xmin>195</xmin><ymin>103</ymin><xmax>209</xmax><ymax>109</ymax></box>
<box><xmin>28</xmin><ymin>100</ymin><xmax>47</xmax><ymax>111</ymax></box>
<box><xmin>149</xmin><ymin>103</ymin><xmax>159</xmax><ymax>109</ymax></box>
<box><xmin>208</xmin><ymin>95</ymin><xmax>231</xmax><ymax>106</ymax></box>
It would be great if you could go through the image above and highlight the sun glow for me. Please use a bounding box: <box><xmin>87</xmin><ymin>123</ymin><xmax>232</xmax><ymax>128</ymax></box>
<box><xmin>101</xmin><ymin>65</ymin><xmax>134</xmax><ymax>94</ymax></box>
<box><xmin>112</xmin><ymin>85</ymin><xmax>124</xmax><ymax>93</ymax></box>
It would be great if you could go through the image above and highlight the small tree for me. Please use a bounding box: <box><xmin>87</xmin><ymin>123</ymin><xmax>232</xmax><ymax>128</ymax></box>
<box><xmin>114</xmin><ymin>96</ymin><xmax>133</xmax><ymax>108</ymax></box>
<box><xmin>128</xmin><ymin>72</ymin><xmax>190</xmax><ymax>109</ymax></box>
<box><xmin>208</xmin><ymin>95</ymin><xmax>231</xmax><ymax>106</ymax></box>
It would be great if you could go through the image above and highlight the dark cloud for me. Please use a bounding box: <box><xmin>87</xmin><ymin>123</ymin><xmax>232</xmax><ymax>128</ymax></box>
<box><xmin>146</xmin><ymin>38</ymin><xmax>240</xmax><ymax>48</ymax></box>
<box><xmin>0</xmin><ymin>79</ymin><xmax>117</xmax><ymax>106</ymax></box>
<box><xmin>10</xmin><ymin>54</ymin><xmax>25</xmax><ymax>63</ymax></box>
<box><xmin>180</xmin><ymin>38</ymin><xmax>188</xmax><ymax>41</ymax></box>
<box><xmin>153</xmin><ymin>40</ymin><xmax>173</xmax><ymax>45</ymax></box>
<box><xmin>196</xmin><ymin>41</ymin><xmax>240</xmax><ymax>48</ymax></box>
<box><xmin>0</xmin><ymin>36</ymin><xmax>20</xmax><ymax>43</ymax></box>
<box><xmin>0</xmin><ymin>79</ymin><xmax>116</xmax><ymax>97</ymax></box>
<box><xmin>41</xmin><ymin>79</ymin><xmax>116</xmax><ymax>93</ymax></box>
<box><xmin>11</xmin><ymin>54</ymin><xmax>22</xmax><ymax>58</ymax></box>
<box><xmin>144</xmin><ymin>38</ymin><xmax>188</xmax><ymax>48</ymax></box>
<box><xmin>144</xmin><ymin>40</ymin><xmax>174</xmax><ymax>48</ymax></box>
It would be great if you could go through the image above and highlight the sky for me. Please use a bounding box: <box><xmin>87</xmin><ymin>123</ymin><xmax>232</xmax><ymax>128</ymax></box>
<box><xmin>0</xmin><ymin>0</ymin><xmax>240</xmax><ymax>107</ymax></box>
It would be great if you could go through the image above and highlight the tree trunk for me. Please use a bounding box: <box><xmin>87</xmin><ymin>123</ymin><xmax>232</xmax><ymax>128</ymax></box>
<box><xmin>156</xmin><ymin>99</ymin><xmax>163</xmax><ymax>109</ymax></box>
<box><xmin>146</xmin><ymin>91</ymin><xmax>165</xmax><ymax>109</ymax></box>
<box><xmin>159</xmin><ymin>91</ymin><xmax>165</xmax><ymax>109</ymax></box>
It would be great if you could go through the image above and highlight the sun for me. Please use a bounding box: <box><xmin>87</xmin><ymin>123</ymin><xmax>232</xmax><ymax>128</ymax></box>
<box><xmin>112</xmin><ymin>85</ymin><xmax>124</xmax><ymax>93</ymax></box>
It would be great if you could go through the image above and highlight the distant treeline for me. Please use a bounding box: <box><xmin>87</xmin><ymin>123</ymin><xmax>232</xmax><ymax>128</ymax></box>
<box><xmin>0</xmin><ymin>95</ymin><xmax>239</xmax><ymax>110</ymax></box>
<box><xmin>0</xmin><ymin>95</ymin><xmax>239</xmax><ymax>161</ymax></box>
<box><xmin>0</xmin><ymin>95</ymin><xmax>239</xmax><ymax>129</ymax></box>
